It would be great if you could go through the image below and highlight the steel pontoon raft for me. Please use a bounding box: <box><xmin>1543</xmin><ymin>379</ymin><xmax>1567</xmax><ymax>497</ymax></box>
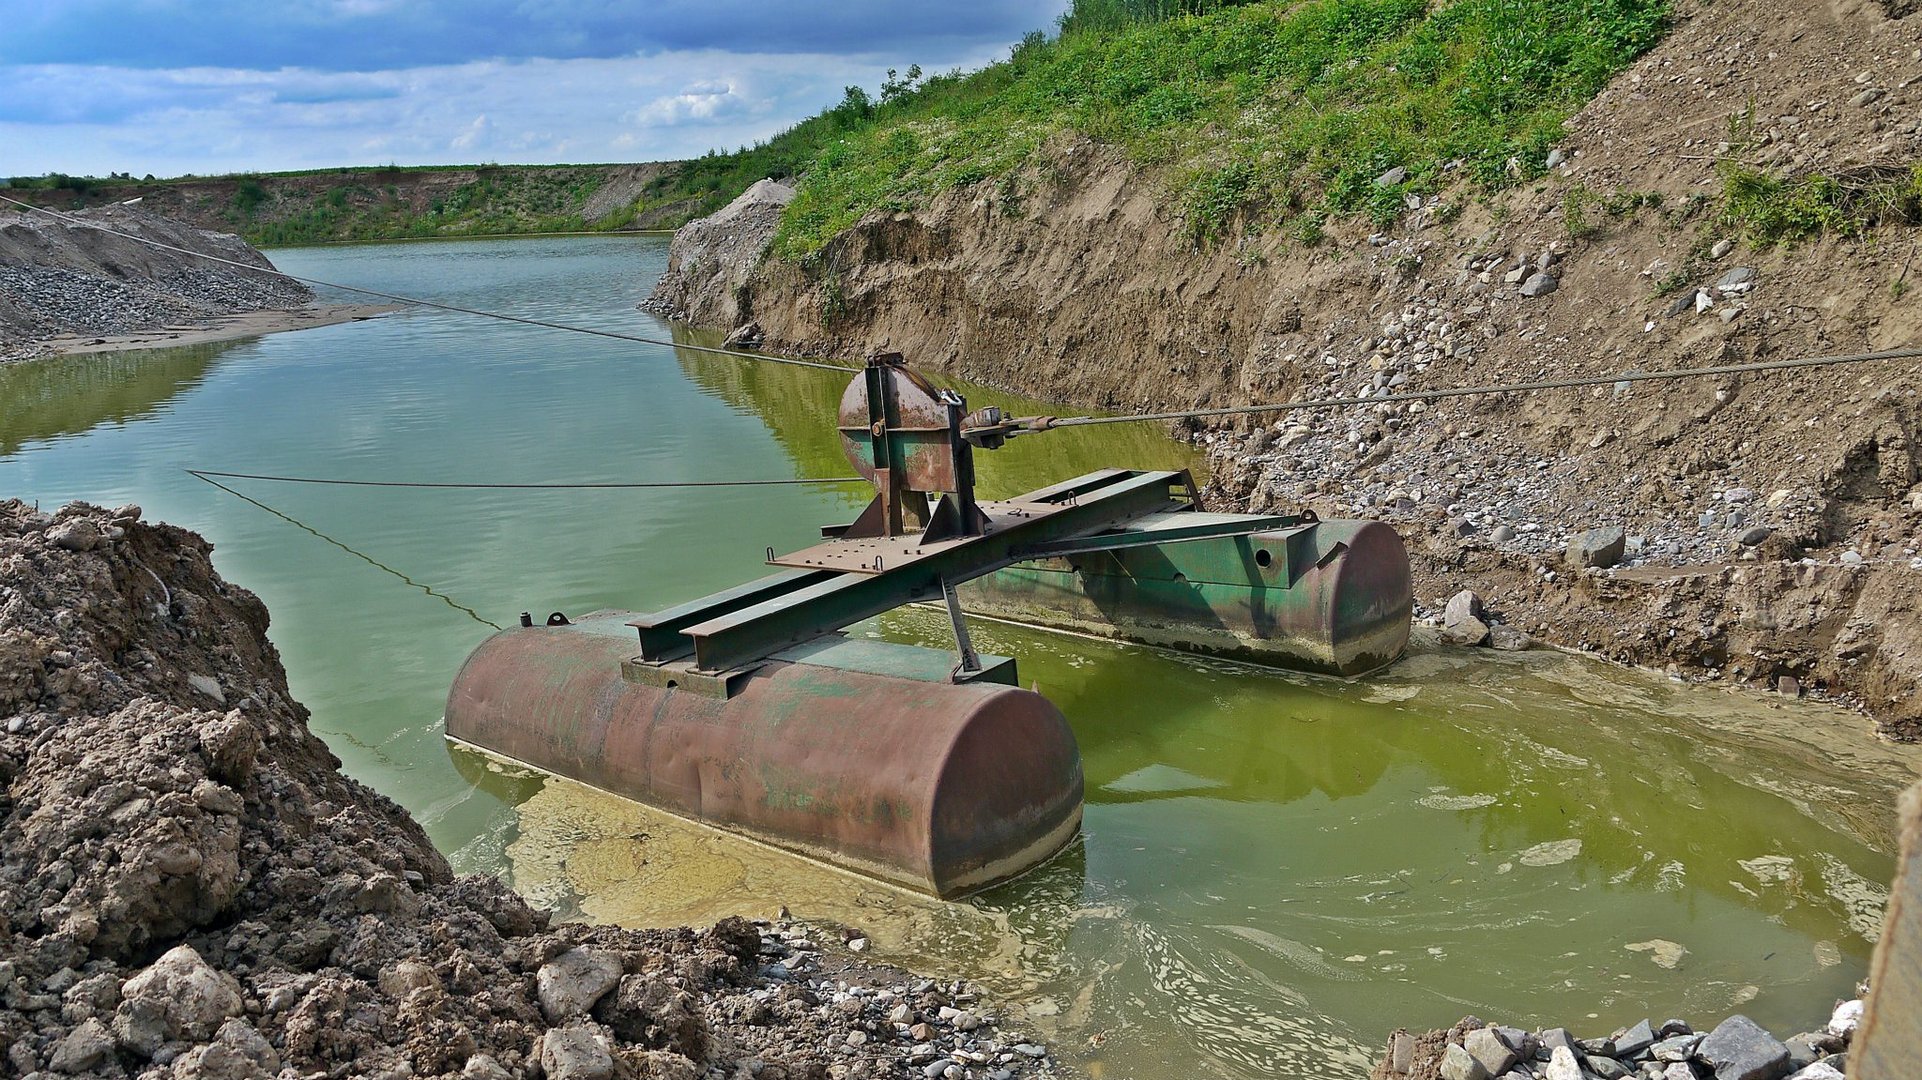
<box><xmin>445</xmin><ymin>355</ymin><xmax>1413</xmax><ymax>897</ymax></box>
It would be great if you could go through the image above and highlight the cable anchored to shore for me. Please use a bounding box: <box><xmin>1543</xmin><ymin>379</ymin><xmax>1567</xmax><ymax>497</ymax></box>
<box><xmin>184</xmin><ymin>469</ymin><xmax>870</xmax><ymax>490</ymax></box>
<box><xmin>0</xmin><ymin>192</ymin><xmax>854</xmax><ymax>373</ymax></box>
<box><xmin>989</xmin><ymin>346</ymin><xmax>1922</xmax><ymax>434</ymax></box>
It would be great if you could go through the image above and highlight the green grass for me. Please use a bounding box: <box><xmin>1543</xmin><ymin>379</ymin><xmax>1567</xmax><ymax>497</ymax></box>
<box><xmin>717</xmin><ymin>0</ymin><xmax>1671</xmax><ymax>258</ymax></box>
<box><xmin>1717</xmin><ymin>162</ymin><xmax>1922</xmax><ymax>247</ymax></box>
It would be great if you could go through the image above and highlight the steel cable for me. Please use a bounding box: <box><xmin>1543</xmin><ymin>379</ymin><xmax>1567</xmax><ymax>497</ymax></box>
<box><xmin>185</xmin><ymin>468</ymin><xmax>868</xmax><ymax>489</ymax></box>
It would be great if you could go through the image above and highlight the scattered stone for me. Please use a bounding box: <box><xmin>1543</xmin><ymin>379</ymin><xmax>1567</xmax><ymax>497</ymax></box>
<box><xmin>1545</xmin><ymin>1046</ymin><xmax>1583</xmax><ymax>1080</ymax></box>
<box><xmin>1567</xmin><ymin>526</ymin><xmax>1627</xmax><ymax>569</ymax></box>
<box><xmin>1717</xmin><ymin>267</ymin><xmax>1756</xmax><ymax>291</ymax></box>
<box><xmin>1489</xmin><ymin>624</ymin><xmax>1534</xmax><ymax>651</ymax></box>
<box><xmin>1826</xmin><ymin>999</ymin><xmax>1862</xmax><ymax>1039</ymax></box>
<box><xmin>1695</xmin><ymin>1015</ymin><xmax>1789</xmax><ymax>1080</ymax></box>
<box><xmin>48</xmin><ymin>518</ymin><xmax>103</xmax><ymax>552</ymax></box>
<box><xmin>1738</xmin><ymin>526</ymin><xmax>1772</xmax><ymax>546</ymax></box>
<box><xmin>541</xmin><ymin>1023</ymin><xmax>616</xmax><ymax>1080</ymax></box>
<box><xmin>1785</xmin><ymin>1064</ymin><xmax>1844</xmax><ymax>1080</ymax></box>
<box><xmin>1377</xmin><ymin>166</ymin><xmax>1410</xmax><ymax>187</ymax></box>
<box><xmin>537</xmin><ymin>948</ymin><xmax>624</xmax><ymax>1022</ymax></box>
<box><xmin>1442</xmin><ymin>1042</ymin><xmax>1491</xmax><ymax>1080</ymax></box>
<box><xmin>113</xmin><ymin>945</ymin><xmax>244</xmax><ymax>1056</ymax></box>
<box><xmin>1490</xmin><ymin>524</ymin><xmax>1517</xmax><ymax>543</ymax></box>
<box><xmin>47</xmin><ymin>1017</ymin><xmax>113</xmax><ymax>1073</ymax></box>
<box><xmin>1546</xmin><ymin>148</ymin><xmax>1568</xmax><ymax>170</ymax></box>
<box><xmin>1520</xmin><ymin>272</ymin><xmax>1559</xmax><ymax>297</ymax></box>
<box><xmin>1445</xmin><ymin>590</ymin><xmax>1485</xmax><ymax>627</ymax></box>
<box><xmin>1465</xmin><ymin>1026</ymin><xmax>1521</xmax><ymax>1075</ymax></box>
<box><xmin>1712</xmin><ymin>239</ymin><xmax>1735</xmax><ymax>259</ymax></box>
<box><xmin>1444</xmin><ymin>615</ymin><xmax>1492</xmax><ymax>647</ymax></box>
<box><xmin>1616</xmin><ymin>1019</ymin><xmax>1658</xmax><ymax>1057</ymax></box>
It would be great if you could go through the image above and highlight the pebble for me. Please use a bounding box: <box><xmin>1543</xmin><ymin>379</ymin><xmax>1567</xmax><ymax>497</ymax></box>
<box><xmin>1519</xmin><ymin>272</ymin><xmax>1559</xmax><ymax>297</ymax></box>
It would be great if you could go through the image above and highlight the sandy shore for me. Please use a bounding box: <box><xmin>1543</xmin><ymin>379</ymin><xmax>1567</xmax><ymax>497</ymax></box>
<box><xmin>12</xmin><ymin>302</ymin><xmax>400</xmax><ymax>360</ymax></box>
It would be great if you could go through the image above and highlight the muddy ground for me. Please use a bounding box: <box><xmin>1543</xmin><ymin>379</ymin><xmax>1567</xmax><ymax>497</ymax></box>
<box><xmin>0</xmin><ymin>500</ymin><xmax>1057</xmax><ymax>1079</ymax></box>
<box><xmin>649</xmin><ymin>0</ymin><xmax>1922</xmax><ymax>738</ymax></box>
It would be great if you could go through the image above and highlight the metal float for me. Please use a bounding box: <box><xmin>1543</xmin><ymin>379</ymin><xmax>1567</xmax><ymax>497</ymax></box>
<box><xmin>445</xmin><ymin>354</ymin><xmax>1413</xmax><ymax>897</ymax></box>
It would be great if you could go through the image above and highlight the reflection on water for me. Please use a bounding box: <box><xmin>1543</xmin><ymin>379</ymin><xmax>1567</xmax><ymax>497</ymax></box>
<box><xmin>1</xmin><ymin>235</ymin><xmax>1916</xmax><ymax>1080</ymax></box>
<box><xmin>0</xmin><ymin>343</ymin><xmax>227</xmax><ymax>455</ymax></box>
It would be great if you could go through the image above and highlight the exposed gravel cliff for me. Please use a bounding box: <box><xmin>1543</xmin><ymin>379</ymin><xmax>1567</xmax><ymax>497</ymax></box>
<box><xmin>645</xmin><ymin>0</ymin><xmax>1922</xmax><ymax>736</ymax></box>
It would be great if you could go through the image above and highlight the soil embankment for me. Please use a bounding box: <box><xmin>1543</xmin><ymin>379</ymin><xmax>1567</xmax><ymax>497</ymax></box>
<box><xmin>4</xmin><ymin>163</ymin><xmax>688</xmax><ymax>248</ymax></box>
<box><xmin>648</xmin><ymin>0</ymin><xmax>1922</xmax><ymax>737</ymax></box>
<box><xmin>0</xmin><ymin>500</ymin><xmax>1057</xmax><ymax>1078</ymax></box>
<box><xmin>0</xmin><ymin>206</ymin><xmax>382</xmax><ymax>363</ymax></box>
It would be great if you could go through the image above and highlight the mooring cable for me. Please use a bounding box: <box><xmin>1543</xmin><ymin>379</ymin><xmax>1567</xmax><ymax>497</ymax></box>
<box><xmin>185</xmin><ymin>468</ymin><xmax>869</xmax><ymax>490</ymax></box>
<box><xmin>0</xmin><ymin>192</ymin><xmax>852</xmax><ymax>372</ymax></box>
<box><xmin>188</xmin><ymin>470</ymin><xmax>505</xmax><ymax>630</ymax></box>
<box><xmin>1038</xmin><ymin>346</ymin><xmax>1922</xmax><ymax>429</ymax></box>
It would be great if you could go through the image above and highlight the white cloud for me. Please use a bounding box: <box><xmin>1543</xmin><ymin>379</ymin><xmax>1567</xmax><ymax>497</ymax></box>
<box><xmin>0</xmin><ymin>35</ymin><xmax>1021</xmax><ymax>176</ymax></box>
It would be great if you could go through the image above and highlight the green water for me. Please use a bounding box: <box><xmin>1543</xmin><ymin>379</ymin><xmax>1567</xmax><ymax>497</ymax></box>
<box><xmin>2</xmin><ymin>235</ymin><xmax>1914</xmax><ymax>1078</ymax></box>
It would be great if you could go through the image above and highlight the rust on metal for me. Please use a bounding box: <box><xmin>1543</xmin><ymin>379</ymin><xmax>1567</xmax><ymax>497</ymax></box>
<box><xmin>446</xmin><ymin>614</ymin><xmax>1084</xmax><ymax>898</ymax></box>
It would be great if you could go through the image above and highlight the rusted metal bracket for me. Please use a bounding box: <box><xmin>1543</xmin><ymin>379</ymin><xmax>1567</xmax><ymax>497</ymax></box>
<box><xmin>941</xmin><ymin>578</ymin><xmax>986</xmax><ymax>683</ymax></box>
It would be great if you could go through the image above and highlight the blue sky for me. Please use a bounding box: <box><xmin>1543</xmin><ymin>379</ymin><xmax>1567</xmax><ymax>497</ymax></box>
<box><xmin>1</xmin><ymin>1</ymin><xmax>1067</xmax><ymax>177</ymax></box>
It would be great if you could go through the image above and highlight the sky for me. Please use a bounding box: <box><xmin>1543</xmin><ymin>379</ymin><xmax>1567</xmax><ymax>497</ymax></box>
<box><xmin>0</xmin><ymin>1</ymin><xmax>1068</xmax><ymax>178</ymax></box>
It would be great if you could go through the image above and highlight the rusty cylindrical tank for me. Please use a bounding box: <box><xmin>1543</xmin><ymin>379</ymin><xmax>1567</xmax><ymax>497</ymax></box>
<box><xmin>445</xmin><ymin>615</ymin><xmax>1083</xmax><ymax>898</ymax></box>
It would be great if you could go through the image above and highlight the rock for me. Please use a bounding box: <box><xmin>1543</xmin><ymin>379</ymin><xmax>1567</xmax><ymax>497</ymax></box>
<box><xmin>1617</xmin><ymin>1019</ymin><xmax>1657</xmax><ymax>1058</ymax></box>
<box><xmin>599</xmin><ymin>973</ymin><xmax>708</xmax><ymax>1058</ymax></box>
<box><xmin>1545</xmin><ymin>1046</ymin><xmax>1583</xmax><ymax>1080</ymax></box>
<box><xmin>113</xmin><ymin>944</ymin><xmax>243</xmax><ymax>1056</ymax></box>
<box><xmin>1568</xmin><ymin>526</ymin><xmax>1627</xmax><ymax>569</ymax></box>
<box><xmin>1444</xmin><ymin>615</ymin><xmax>1492</xmax><ymax>647</ymax></box>
<box><xmin>1652</xmin><ymin>1035</ymin><xmax>1703</xmax><ymax>1061</ymax></box>
<box><xmin>1782</xmin><ymin>1063</ymin><xmax>1844</xmax><ymax>1080</ymax></box>
<box><xmin>1587</xmin><ymin>1055</ymin><xmax>1634</xmax><ymax>1080</ymax></box>
<box><xmin>1717</xmin><ymin>267</ymin><xmax>1756</xmax><ymax>291</ymax></box>
<box><xmin>1695</xmin><ymin>1015</ymin><xmax>1789</xmax><ymax>1080</ymax></box>
<box><xmin>1442</xmin><ymin>1043</ymin><xmax>1492</xmax><ymax>1080</ymax></box>
<box><xmin>1826</xmin><ymin>999</ymin><xmax>1862</xmax><ymax>1038</ymax></box>
<box><xmin>1465</xmin><ymin>1027</ymin><xmax>1521</xmax><ymax>1075</ymax></box>
<box><xmin>1489</xmin><ymin>624</ymin><xmax>1534</xmax><ymax>651</ymax></box>
<box><xmin>1520</xmin><ymin>272</ymin><xmax>1559</xmax><ymax>297</ymax></box>
<box><xmin>1712</xmin><ymin>239</ymin><xmax>1735</xmax><ymax>259</ymax></box>
<box><xmin>1851</xmin><ymin>87</ymin><xmax>1885</xmax><ymax>107</ymax></box>
<box><xmin>1840</xmin><ymin>550</ymin><xmax>1865</xmax><ymax>566</ymax></box>
<box><xmin>537</xmin><ymin>948</ymin><xmax>624</xmax><ymax>1023</ymax></box>
<box><xmin>48</xmin><ymin>1017</ymin><xmax>113</xmax><ymax>1073</ymax></box>
<box><xmin>1445</xmin><ymin>590</ymin><xmax>1486</xmax><ymax>627</ymax></box>
<box><xmin>541</xmin><ymin>1023</ymin><xmax>615</xmax><ymax>1080</ymax></box>
<box><xmin>1777</xmin><ymin>675</ymin><xmax>1801</xmax><ymax>697</ymax></box>
<box><xmin>171</xmin><ymin>1018</ymin><xmax>281</xmax><ymax>1080</ymax></box>
<box><xmin>1491</xmin><ymin>525</ymin><xmax>1517</xmax><ymax>543</ymax></box>
<box><xmin>1377</xmin><ymin>166</ymin><xmax>1410</xmax><ymax>187</ymax></box>
<box><xmin>1546</xmin><ymin>148</ymin><xmax>1567</xmax><ymax>170</ymax></box>
<box><xmin>48</xmin><ymin>518</ymin><xmax>103</xmax><ymax>551</ymax></box>
<box><xmin>462</xmin><ymin>1055</ymin><xmax>514</xmax><ymax>1080</ymax></box>
<box><xmin>1696</xmin><ymin>290</ymin><xmax>1715</xmax><ymax>314</ymax></box>
<box><xmin>187</xmin><ymin>673</ymin><xmax>225</xmax><ymax>703</ymax></box>
<box><xmin>1737</xmin><ymin>526</ymin><xmax>1772</xmax><ymax>547</ymax></box>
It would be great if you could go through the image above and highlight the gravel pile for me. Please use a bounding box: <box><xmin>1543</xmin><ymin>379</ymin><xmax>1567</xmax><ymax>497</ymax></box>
<box><xmin>1376</xmin><ymin>1005</ymin><xmax>1863</xmax><ymax>1080</ymax></box>
<box><xmin>0</xmin><ymin>499</ymin><xmax>1058</xmax><ymax>1079</ymax></box>
<box><xmin>0</xmin><ymin>206</ymin><xmax>311</xmax><ymax>361</ymax></box>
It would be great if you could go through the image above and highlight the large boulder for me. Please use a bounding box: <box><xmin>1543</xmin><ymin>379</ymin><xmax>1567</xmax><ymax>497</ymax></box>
<box><xmin>112</xmin><ymin>945</ymin><xmax>243</xmax><ymax>1056</ymax></box>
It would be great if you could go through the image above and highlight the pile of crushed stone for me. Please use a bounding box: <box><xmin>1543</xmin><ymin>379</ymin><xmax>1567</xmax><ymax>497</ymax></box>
<box><xmin>0</xmin><ymin>206</ymin><xmax>312</xmax><ymax>361</ymax></box>
<box><xmin>0</xmin><ymin>499</ymin><xmax>1058</xmax><ymax>1079</ymax></box>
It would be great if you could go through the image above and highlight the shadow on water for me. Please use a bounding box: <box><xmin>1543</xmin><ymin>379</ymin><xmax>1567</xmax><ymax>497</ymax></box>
<box><xmin>0</xmin><ymin>342</ymin><xmax>229</xmax><ymax>455</ymax></box>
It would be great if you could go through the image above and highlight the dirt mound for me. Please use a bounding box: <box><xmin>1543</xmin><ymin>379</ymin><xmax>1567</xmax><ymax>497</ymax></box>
<box><xmin>652</xmin><ymin>0</ymin><xmax>1922</xmax><ymax>735</ymax></box>
<box><xmin>0</xmin><ymin>500</ymin><xmax>1057</xmax><ymax>1079</ymax></box>
<box><xmin>642</xmin><ymin>179</ymin><xmax>795</xmax><ymax>333</ymax></box>
<box><xmin>0</xmin><ymin>206</ymin><xmax>312</xmax><ymax>361</ymax></box>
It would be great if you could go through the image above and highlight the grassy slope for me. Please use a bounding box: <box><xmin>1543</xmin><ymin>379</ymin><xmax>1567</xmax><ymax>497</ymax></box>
<box><xmin>747</xmin><ymin>0</ymin><xmax>1672</xmax><ymax>259</ymax></box>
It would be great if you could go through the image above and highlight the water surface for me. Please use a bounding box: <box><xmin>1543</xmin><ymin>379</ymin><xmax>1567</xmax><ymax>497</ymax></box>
<box><xmin>1</xmin><ymin>235</ymin><xmax>1912</xmax><ymax>1078</ymax></box>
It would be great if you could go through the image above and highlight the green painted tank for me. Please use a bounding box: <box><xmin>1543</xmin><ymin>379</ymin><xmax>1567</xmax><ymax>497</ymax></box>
<box><xmin>963</xmin><ymin>515</ymin><xmax>1413</xmax><ymax>676</ymax></box>
<box><xmin>444</xmin><ymin>614</ymin><xmax>1083</xmax><ymax>898</ymax></box>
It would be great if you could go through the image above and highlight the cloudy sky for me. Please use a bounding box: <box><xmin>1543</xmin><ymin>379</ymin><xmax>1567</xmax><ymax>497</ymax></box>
<box><xmin>1</xmin><ymin>1</ymin><xmax>1067</xmax><ymax>178</ymax></box>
